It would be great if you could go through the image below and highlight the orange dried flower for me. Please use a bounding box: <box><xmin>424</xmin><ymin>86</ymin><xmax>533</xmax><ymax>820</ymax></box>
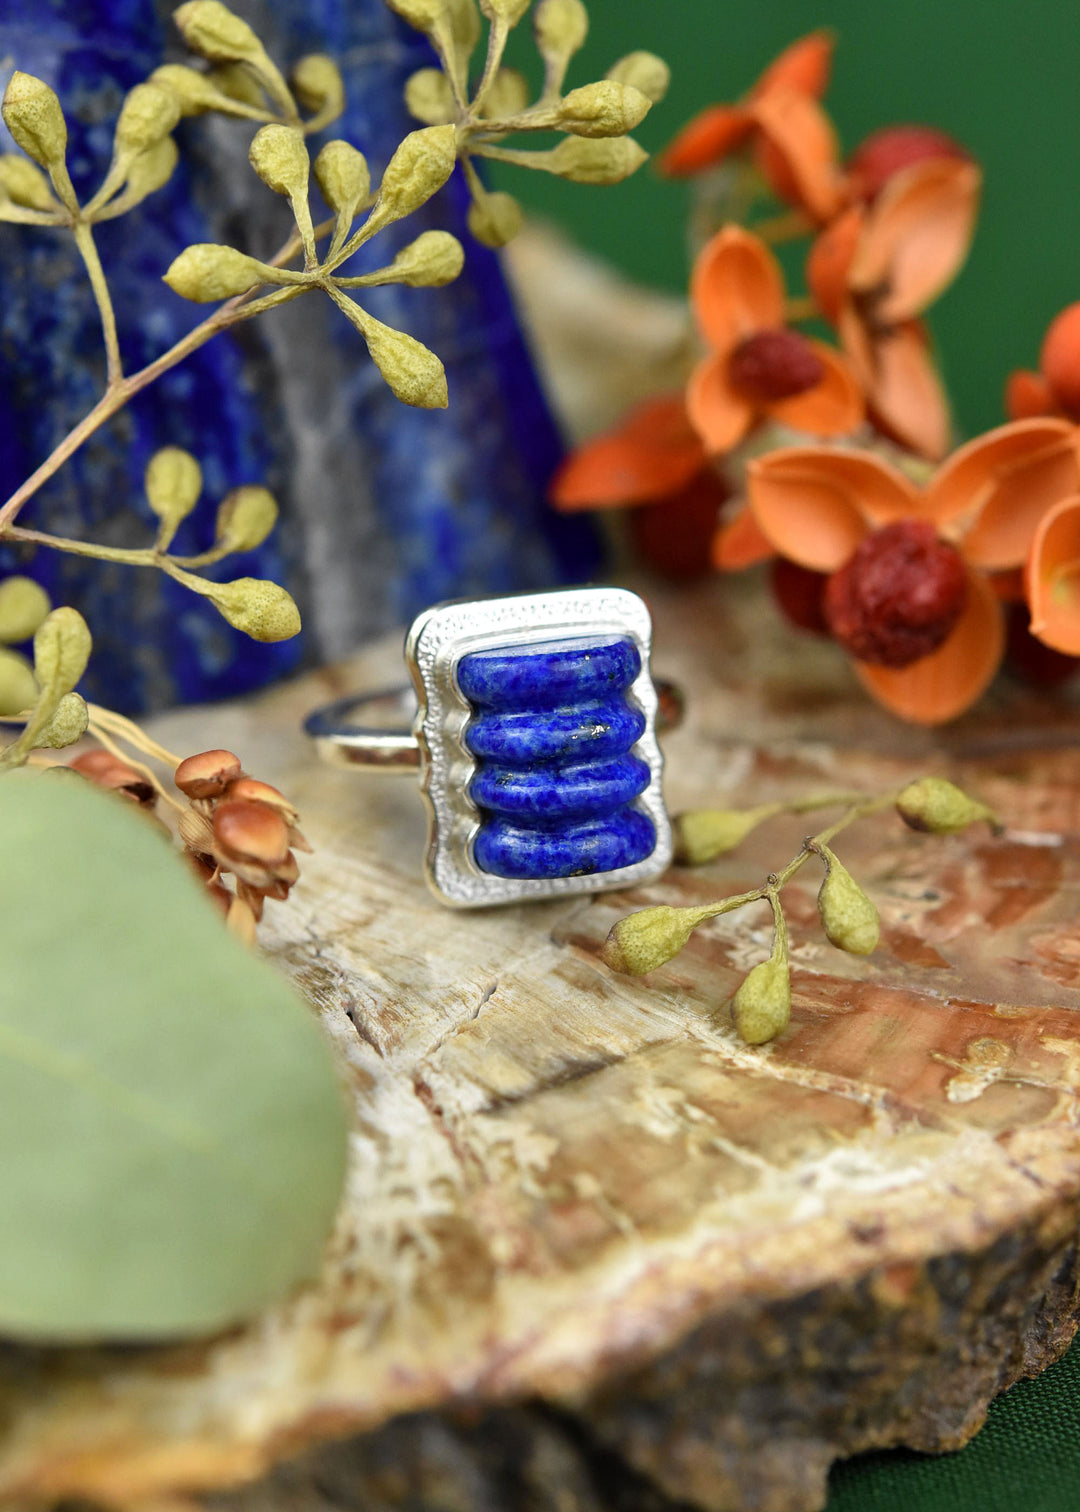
<box><xmin>846</xmin><ymin>125</ymin><xmax>973</xmax><ymax>205</ymax></box>
<box><xmin>1006</xmin><ymin>303</ymin><xmax>1080</xmax><ymax>423</ymax></box>
<box><xmin>720</xmin><ymin>420</ymin><xmax>1080</xmax><ymax>723</ymax></box>
<box><xmin>807</xmin><ymin>158</ymin><xmax>982</xmax><ymax>460</ymax></box>
<box><xmin>686</xmin><ymin>225</ymin><xmax>863</xmax><ymax>456</ymax></box>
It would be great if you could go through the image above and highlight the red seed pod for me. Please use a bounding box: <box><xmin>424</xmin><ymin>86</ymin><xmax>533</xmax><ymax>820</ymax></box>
<box><xmin>174</xmin><ymin>747</ymin><xmax>242</xmax><ymax>799</ymax></box>
<box><xmin>771</xmin><ymin>558</ymin><xmax>831</xmax><ymax>635</ymax></box>
<box><xmin>213</xmin><ymin>798</ymin><xmax>291</xmax><ymax>866</ymax></box>
<box><xmin>847</xmin><ymin>125</ymin><xmax>972</xmax><ymax>204</ymax></box>
<box><xmin>728</xmin><ymin>328</ymin><xmax>825</xmax><ymax>402</ymax></box>
<box><xmin>824</xmin><ymin>519</ymin><xmax>967</xmax><ymax>668</ymax></box>
<box><xmin>627</xmin><ymin>472</ymin><xmax>728</xmax><ymax>581</ymax></box>
<box><xmin>1005</xmin><ymin>600</ymin><xmax>1080</xmax><ymax>688</ymax></box>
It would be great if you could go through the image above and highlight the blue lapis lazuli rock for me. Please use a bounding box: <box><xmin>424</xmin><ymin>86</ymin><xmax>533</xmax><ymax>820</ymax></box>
<box><xmin>459</xmin><ymin>636</ymin><xmax>657</xmax><ymax>881</ymax></box>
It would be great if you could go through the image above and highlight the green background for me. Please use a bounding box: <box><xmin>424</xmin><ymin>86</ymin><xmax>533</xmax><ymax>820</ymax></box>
<box><xmin>492</xmin><ymin>0</ymin><xmax>1080</xmax><ymax>440</ymax></box>
<box><xmin>497</xmin><ymin>4</ymin><xmax>1080</xmax><ymax>1503</ymax></box>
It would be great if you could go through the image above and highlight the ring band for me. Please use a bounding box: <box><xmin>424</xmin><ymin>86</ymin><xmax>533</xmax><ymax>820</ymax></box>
<box><xmin>305</xmin><ymin>588</ymin><xmax>679</xmax><ymax>908</ymax></box>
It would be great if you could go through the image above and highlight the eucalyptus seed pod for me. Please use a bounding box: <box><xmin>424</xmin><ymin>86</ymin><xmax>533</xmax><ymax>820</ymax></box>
<box><xmin>35</xmin><ymin>692</ymin><xmax>89</xmax><ymax>750</ymax></box>
<box><xmin>290</xmin><ymin>55</ymin><xmax>344</xmax><ymax>121</ymax></box>
<box><xmin>313</xmin><ymin>140</ymin><xmax>370</xmax><ymax>219</ymax></box>
<box><xmin>377</xmin><ymin>230</ymin><xmax>464</xmax><ymax>287</ymax></box>
<box><xmin>0</xmin><ymin>648</ymin><xmax>37</xmax><ymax>717</ymax></box>
<box><xmin>0</xmin><ymin>576</ymin><xmax>51</xmax><ymax>643</ymax></box>
<box><xmin>249</xmin><ymin>123</ymin><xmax>309</xmax><ymax>200</ymax></box>
<box><xmin>114</xmin><ymin>82</ymin><xmax>182</xmax><ymax>156</ymax></box>
<box><xmin>206</xmin><ymin>579</ymin><xmax>301</xmax><ymax>642</ymax></box>
<box><xmin>601</xmin><ymin>903</ymin><xmax>714</xmax><ymax>976</ymax></box>
<box><xmin>556</xmin><ymin>80</ymin><xmax>651</xmax><ymax>138</ymax></box>
<box><xmin>816</xmin><ymin>846</ymin><xmax>879</xmax><ymax>956</ymax></box>
<box><xmin>479</xmin><ymin>68</ymin><xmax>530</xmax><ymax>119</ymax></box>
<box><xmin>1</xmin><ymin>72</ymin><xmax>67</xmax><ymax>174</ymax></box>
<box><xmin>467</xmin><ymin>190</ymin><xmax>524</xmax><ymax>247</ymax></box>
<box><xmin>0</xmin><ymin>154</ymin><xmax>57</xmax><ymax>210</ymax></box>
<box><xmin>173</xmin><ymin>1</ymin><xmax>263</xmax><ymax>64</ymax></box>
<box><xmin>385</xmin><ymin>0</ymin><xmax>450</xmax><ymax>32</ymax></box>
<box><xmin>548</xmin><ymin>135</ymin><xmax>648</xmax><ymax>183</ymax></box>
<box><xmin>163</xmin><ymin>244</ymin><xmax>269</xmax><ymax>301</ymax></box>
<box><xmin>33</xmin><ymin>607</ymin><xmax>92</xmax><ymax>697</ymax></box>
<box><xmin>121</xmin><ymin>139</ymin><xmax>180</xmax><ymax>206</ymax></box>
<box><xmin>732</xmin><ymin>956</ymin><xmax>791</xmax><ymax>1045</ymax></box>
<box><xmin>403</xmin><ymin>69</ymin><xmax>456</xmax><ymax>125</ymax></box>
<box><xmin>367</xmin><ymin>125</ymin><xmax>457</xmax><ymax>229</ymax></box>
<box><xmin>145</xmin><ymin>447</ymin><xmax>202</xmax><ymax>541</ymax></box>
<box><xmin>479</xmin><ymin>0</ymin><xmax>532</xmax><ymax>26</ymax></box>
<box><xmin>214</xmin><ymin>486</ymin><xmax>279</xmax><ymax>553</ymax></box>
<box><xmin>606</xmin><ymin>51</ymin><xmax>670</xmax><ymax>103</ymax></box>
<box><xmin>674</xmin><ymin>804</ymin><xmax>782</xmax><ymax>865</ymax></box>
<box><xmin>534</xmin><ymin>0</ymin><xmax>588</xmax><ymax>65</ymax></box>
<box><xmin>896</xmin><ymin>777</ymin><xmax>999</xmax><ymax>835</ymax></box>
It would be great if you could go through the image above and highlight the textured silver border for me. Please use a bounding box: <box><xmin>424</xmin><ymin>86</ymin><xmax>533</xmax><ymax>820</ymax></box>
<box><xmin>404</xmin><ymin>588</ymin><xmax>673</xmax><ymax>908</ymax></box>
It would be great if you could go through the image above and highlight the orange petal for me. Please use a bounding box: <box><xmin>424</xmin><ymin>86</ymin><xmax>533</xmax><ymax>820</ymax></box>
<box><xmin>806</xmin><ymin>207</ymin><xmax>864</xmax><ymax>325</ymax></box>
<box><xmin>854</xmin><ymin>567</ymin><xmax>1004</xmax><ymax>724</ymax></box>
<box><xmin>768</xmin><ymin>340</ymin><xmax>865</xmax><ymax>438</ymax></box>
<box><xmin>753</xmin><ymin>30</ymin><xmax>835</xmax><ymax>102</ymax></box>
<box><xmin>658</xmin><ymin>103</ymin><xmax>754</xmax><ymax>177</ymax></box>
<box><xmin>928</xmin><ymin>417</ymin><xmax>1079</xmax><ymax>565</ymax></box>
<box><xmin>1025</xmin><ymin>493</ymin><xmax>1080</xmax><ymax>654</ymax></box>
<box><xmin>1006</xmin><ymin>369</ymin><xmax>1058</xmax><ymax>421</ymax></box>
<box><xmin>690</xmin><ymin>224</ymin><xmax>786</xmax><ymax>353</ymax></box>
<box><xmin>1040</xmin><ymin>302</ymin><xmax>1080</xmax><ymax>415</ymax></box>
<box><xmin>848</xmin><ymin>159</ymin><xmax>982</xmax><ymax>323</ymax></box>
<box><xmin>750</xmin><ymin>89</ymin><xmax>845</xmax><ymax>225</ymax></box>
<box><xmin>712</xmin><ymin>506</ymin><xmax>775</xmax><ymax>570</ymax></box>
<box><xmin>685</xmin><ymin>352</ymin><xmax>755</xmax><ymax>455</ymax></box>
<box><xmin>550</xmin><ymin>394</ymin><xmax>707</xmax><ymax>510</ymax></box>
<box><xmin>743</xmin><ymin>448</ymin><xmax>919</xmax><ymax>570</ymax></box>
<box><xmin>853</xmin><ymin>318</ymin><xmax>952</xmax><ymax>461</ymax></box>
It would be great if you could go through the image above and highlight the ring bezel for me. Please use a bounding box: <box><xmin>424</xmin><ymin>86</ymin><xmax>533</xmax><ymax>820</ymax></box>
<box><xmin>405</xmin><ymin>588</ymin><xmax>673</xmax><ymax>908</ymax></box>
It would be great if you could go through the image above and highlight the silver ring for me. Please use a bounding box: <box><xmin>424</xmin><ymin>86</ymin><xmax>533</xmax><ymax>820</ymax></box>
<box><xmin>305</xmin><ymin>587</ymin><xmax>680</xmax><ymax>908</ymax></box>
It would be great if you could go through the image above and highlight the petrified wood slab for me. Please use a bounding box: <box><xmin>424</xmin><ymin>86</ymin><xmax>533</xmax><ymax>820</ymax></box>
<box><xmin>4</xmin><ymin>577</ymin><xmax>1080</xmax><ymax>1512</ymax></box>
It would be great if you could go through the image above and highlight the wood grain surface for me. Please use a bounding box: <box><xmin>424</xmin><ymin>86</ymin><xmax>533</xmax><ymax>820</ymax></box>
<box><xmin>4</xmin><ymin>576</ymin><xmax>1080</xmax><ymax>1512</ymax></box>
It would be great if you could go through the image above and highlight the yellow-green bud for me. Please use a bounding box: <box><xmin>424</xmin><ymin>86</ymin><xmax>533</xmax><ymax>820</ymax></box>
<box><xmin>816</xmin><ymin>847</ymin><xmax>879</xmax><ymax>956</ymax></box>
<box><xmin>479</xmin><ymin>68</ymin><xmax>530</xmax><ymax>119</ymax></box>
<box><xmin>206</xmin><ymin>63</ymin><xmax>266</xmax><ymax>107</ymax></box>
<box><xmin>467</xmin><ymin>189</ymin><xmax>523</xmax><ymax>247</ymax></box>
<box><xmin>732</xmin><ymin>956</ymin><xmax>791</xmax><ymax>1045</ymax></box>
<box><xmin>163</xmin><ymin>243</ymin><xmax>268</xmax><ymax>302</ymax></box>
<box><xmin>145</xmin><ymin>447</ymin><xmax>202</xmax><ymax>538</ymax></box>
<box><xmin>381</xmin><ymin>229</ymin><xmax>464</xmax><ymax>286</ymax></box>
<box><xmin>896</xmin><ymin>777</ymin><xmax>999</xmax><ymax>836</ymax></box>
<box><xmin>606</xmin><ymin>51</ymin><xmax>670</xmax><ymax>104</ymax></box>
<box><xmin>207</xmin><ymin>579</ymin><xmax>301</xmax><ymax>641</ymax></box>
<box><xmin>534</xmin><ymin>0</ymin><xmax>588</xmax><ymax>62</ymax></box>
<box><xmin>385</xmin><ymin>0</ymin><xmax>449</xmax><ymax>32</ymax></box>
<box><xmin>0</xmin><ymin>648</ymin><xmax>37</xmax><ymax>716</ymax></box>
<box><xmin>121</xmin><ymin>138</ymin><xmax>179</xmax><ymax>205</ymax></box>
<box><xmin>35</xmin><ymin>691</ymin><xmax>89</xmax><ymax>750</ymax></box>
<box><xmin>290</xmin><ymin>54</ymin><xmax>345</xmax><ymax>120</ymax></box>
<box><xmin>403</xmin><ymin>68</ymin><xmax>456</xmax><ymax>126</ymax></box>
<box><xmin>249</xmin><ymin>123</ymin><xmax>309</xmax><ymax>199</ymax></box>
<box><xmin>446</xmin><ymin>0</ymin><xmax>482</xmax><ymax>58</ymax></box>
<box><xmin>674</xmin><ymin>804</ymin><xmax>782</xmax><ymax>865</ymax></box>
<box><xmin>149</xmin><ymin>64</ymin><xmax>231</xmax><ymax>117</ymax></box>
<box><xmin>214</xmin><ymin>486</ymin><xmax>279</xmax><ymax>552</ymax></box>
<box><xmin>0</xmin><ymin>154</ymin><xmax>56</xmax><ymax>210</ymax></box>
<box><xmin>0</xmin><ymin>576</ymin><xmax>51</xmax><ymax>643</ymax></box>
<box><xmin>361</xmin><ymin>318</ymin><xmax>448</xmax><ymax>408</ymax></box>
<box><xmin>173</xmin><ymin>1</ymin><xmax>263</xmax><ymax>63</ymax></box>
<box><xmin>368</xmin><ymin>125</ymin><xmax>457</xmax><ymax>229</ymax></box>
<box><xmin>479</xmin><ymin>0</ymin><xmax>532</xmax><ymax>26</ymax></box>
<box><xmin>2</xmin><ymin>72</ymin><xmax>67</xmax><ymax>173</ymax></box>
<box><xmin>114</xmin><ymin>82</ymin><xmax>181</xmax><ymax>156</ymax></box>
<box><xmin>33</xmin><ymin>607</ymin><xmax>92</xmax><ymax>696</ymax></box>
<box><xmin>556</xmin><ymin>80</ymin><xmax>651</xmax><ymax>138</ymax></box>
<box><xmin>601</xmin><ymin>903</ymin><xmax>713</xmax><ymax>976</ymax></box>
<box><xmin>313</xmin><ymin>140</ymin><xmax>370</xmax><ymax>219</ymax></box>
<box><xmin>549</xmin><ymin>134</ymin><xmax>648</xmax><ymax>183</ymax></box>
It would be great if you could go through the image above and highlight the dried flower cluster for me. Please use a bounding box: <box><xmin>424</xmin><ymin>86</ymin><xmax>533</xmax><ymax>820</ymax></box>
<box><xmin>64</xmin><ymin>723</ymin><xmax>306</xmax><ymax>945</ymax></box>
<box><xmin>390</xmin><ymin>0</ymin><xmax>668</xmax><ymax>246</ymax></box>
<box><xmin>552</xmin><ymin>30</ymin><xmax>1080</xmax><ymax>725</ymax></box>
<box><xmin>603</xmin><ymin>777</ymin><xmax>999</xmax><ymax>1045</ymax></box>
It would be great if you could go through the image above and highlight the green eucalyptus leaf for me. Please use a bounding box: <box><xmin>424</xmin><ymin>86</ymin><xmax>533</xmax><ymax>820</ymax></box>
<box><xmin>0</xmin><ymin>773</ymin><xmax>348</xmax><ymax>1343</ymax></box>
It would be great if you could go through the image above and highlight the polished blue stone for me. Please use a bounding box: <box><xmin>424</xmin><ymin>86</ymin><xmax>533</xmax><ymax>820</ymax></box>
<box><xmin>457</xmin><ymin>636</ymin><xmax>641</xmax><ymax>709</ymax></box>
<box><xmin>470</xmin><ymin>753</ymin><xmax>651</xmax><ymax>822</ymax></box>
<box><xmin>464</xmin><ymin>698</ymin><xmax>646</xmax><ymax>763</ymax></box>
<box><xmin>474</xmin><ymin>810</ymin><xmax>657</xmax><ymax>880</ymax></box>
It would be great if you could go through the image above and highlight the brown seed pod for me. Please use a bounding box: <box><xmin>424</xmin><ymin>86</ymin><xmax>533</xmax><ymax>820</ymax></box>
<box><xmin>213</xmin><ymin>798</ymin><xmax>291</xmax><ymax>866</ymax></box>
<box><xmin>174</xmin><ymin>747</ymin><xmax>242</xmax><ymax>799</ymax></box>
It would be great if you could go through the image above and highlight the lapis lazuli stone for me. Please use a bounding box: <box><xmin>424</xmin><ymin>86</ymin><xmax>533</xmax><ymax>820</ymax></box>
<box><xmin>460</xmin><ymin>636</ymin><xmax>657</xmax><ymax>881</ymax></box>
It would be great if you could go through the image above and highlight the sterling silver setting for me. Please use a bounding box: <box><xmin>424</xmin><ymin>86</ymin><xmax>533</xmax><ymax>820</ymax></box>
<box><xmin>306</xmin><ymin>587</ymin><xmax>674</xmax><ymax>909</ymax></box>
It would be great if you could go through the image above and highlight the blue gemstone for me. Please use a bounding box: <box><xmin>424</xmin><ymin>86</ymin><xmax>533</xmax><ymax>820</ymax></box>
<box><xmin>470</xmin><ymin>753</ymin><xmax>651</xmax><ymax>821</ymax></box>
<box><xmin>464</xmin><ymin>698</ymin><xmax>647</xmax><ymax>763</ymax></box>
<box><xmin>474</xmin><ymin>810</ymin><xmax>658</xmax><ymax>880</ymax></box>
<box><xmin>457</xmin><ymin>636</ymin><xmax>641</xmax><ymax>709</ymax></box>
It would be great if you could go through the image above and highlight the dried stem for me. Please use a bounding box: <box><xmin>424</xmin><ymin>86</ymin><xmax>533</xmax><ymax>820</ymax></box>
<box><xmin>73</xmin><ymin>220</ymin><xmax>122</xmax><ymax>385</ymax></box>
